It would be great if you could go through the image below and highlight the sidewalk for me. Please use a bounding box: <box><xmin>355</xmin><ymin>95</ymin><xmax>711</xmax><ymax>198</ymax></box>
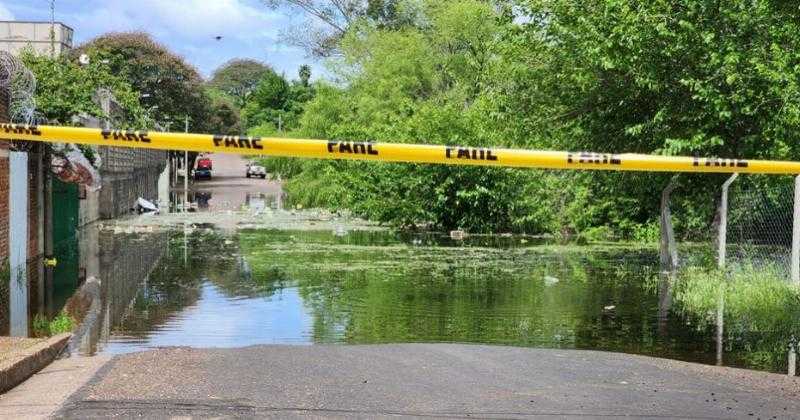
<box><xmin>0</xmin><ymin>334</ymin><xmax>71</xmax><ymax>394</ymax></box>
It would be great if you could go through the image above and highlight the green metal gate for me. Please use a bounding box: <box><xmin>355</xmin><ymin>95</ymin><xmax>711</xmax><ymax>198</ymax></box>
<box><xmin>51</xmin><ymin>179</ymin><xmax>80</xmax><ymax>314</ymax></box>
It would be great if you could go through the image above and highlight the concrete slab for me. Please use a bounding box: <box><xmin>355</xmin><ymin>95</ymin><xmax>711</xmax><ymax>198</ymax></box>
<box><xmin>0</xmin><ymin>354</ymin><xmax>111</xmax><ymax>420</ymax></box>
<box><xmin>0</xmin><ymin>333</ymin><xmax>70</xmax><ymax>394</ymax></box>
<box><xmin>56</xmin><ymin>344</ymin><xmax>800</xmax><ymax>419</ymax></box>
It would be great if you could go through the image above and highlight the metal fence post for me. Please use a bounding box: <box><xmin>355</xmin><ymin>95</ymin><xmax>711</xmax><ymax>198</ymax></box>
<box><xmin>792</xmin><ymin>175</ymin><xmax>800</xmax><ymax>284</ymax></box>
<box><xmin>660</xmin><ymin>179</ymin><xmax>679</xmax><ymax>275</ymax></box>
<box><xmin>714</xmin><ymin>174</ymin><xmax>737</xmax><ymax>366</ymax></box>
<box><xmin>718</xmin><ymin>174</ymin><xmax>738</xmax><ymax>269</ymax></box>
<box><xmin>789</xmin><ymin>336</ymin><xmax>797</xmax><ymax>377</ymax></box>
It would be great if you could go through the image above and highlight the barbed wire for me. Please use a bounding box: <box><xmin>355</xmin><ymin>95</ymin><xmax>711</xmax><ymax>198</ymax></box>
<box><xmin>0</xmin><ymin>51</ymin><xmax>37</xmax><ymax>124</ymax></box>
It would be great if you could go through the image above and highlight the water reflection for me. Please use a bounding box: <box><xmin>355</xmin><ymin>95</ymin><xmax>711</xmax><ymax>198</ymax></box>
<box><xmin>168</xmin><ymin>191</ymin><xmax>285</xmax><ymax>213</ymax></box>
<box><xmin>41</xmin><ymin>227</ymin><xmax>797</xmax><ymax>374</ymax></box>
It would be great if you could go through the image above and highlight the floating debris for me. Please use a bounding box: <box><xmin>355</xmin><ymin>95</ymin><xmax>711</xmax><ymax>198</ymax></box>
<box><xmin>450</xmin><ymin>230</ymin><xmax>466</xmax><ymax>240</ymax></box>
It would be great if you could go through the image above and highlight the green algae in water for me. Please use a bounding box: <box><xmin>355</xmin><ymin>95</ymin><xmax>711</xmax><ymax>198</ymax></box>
<box><xmin>238</xmin><ymin>229</ymin><xmax>716</xmax><ymax>361</ymax></box>
<box><xmin>101</xmin><ymin>227</ymin><xmax>799</xmax><ymax>374</ymax></box>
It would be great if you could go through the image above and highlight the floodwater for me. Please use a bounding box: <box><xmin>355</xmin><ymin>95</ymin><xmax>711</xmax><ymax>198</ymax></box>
<box><xmin>51</xmin><ymin>225</ymin><xmax>796</xmax><ymax>374</ymax></box>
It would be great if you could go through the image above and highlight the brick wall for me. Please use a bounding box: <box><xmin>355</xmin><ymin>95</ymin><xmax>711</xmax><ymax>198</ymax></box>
<box><xmin>26</xmin><ymin>147</ymin><xmax>40</xmax><ymax>319</ymax></box>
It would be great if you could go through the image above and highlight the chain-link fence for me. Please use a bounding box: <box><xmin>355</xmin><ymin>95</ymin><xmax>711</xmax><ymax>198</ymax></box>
<box><xmin>726</xmin><ymin>175</ymin><xmax>794</xmax><ymax>278</ymax></box>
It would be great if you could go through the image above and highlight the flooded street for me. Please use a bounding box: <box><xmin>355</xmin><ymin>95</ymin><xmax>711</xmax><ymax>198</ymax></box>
<box><xmin>27</xmin><ymin>154</ymin><xmax>793</xmax><ymax>376</ymax></box>
<box><xmin>45</xmin><ymin>225</ymin><xmax>785</xmax><ymax>375</ymax></box>
<box><xmin>6</xmin><ymin>154</ymin><xmax>799</xmax><ymax>420</ymax></box>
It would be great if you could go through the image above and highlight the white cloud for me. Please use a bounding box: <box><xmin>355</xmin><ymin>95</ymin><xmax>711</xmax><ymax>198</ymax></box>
<box><xmin>2</xmin><ymin>0</ymin><xmax>326</xmax><ymax>79</ymax></box>
<box><xmin>0</xmin><ymin>2</ymin><xmax>15</xmax><ymax>20</ymax></box>
<box><xmin>66</xmin><ymin>0</ymin><xmax>283</xmax><ymax>44</ymax></box>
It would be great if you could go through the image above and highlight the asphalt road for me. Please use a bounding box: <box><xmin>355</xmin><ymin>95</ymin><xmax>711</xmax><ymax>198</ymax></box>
<box><xmin>55</xmin><ymin>344</ymin><xmax>800</xmax><ymax>419</ymax></box>
<box><xmin>189</xmin><ymin>153</ymin><xmax>283</xmax><ymax>211</ymax></box>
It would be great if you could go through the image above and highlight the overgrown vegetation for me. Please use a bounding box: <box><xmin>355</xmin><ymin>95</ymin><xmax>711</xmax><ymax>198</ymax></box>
<box><xmin>251</xmin><ymin>0</ymin><xmax>800</xmax><ymax>237</ymax></box>
<box><xmin>31</xmin><ymin>312</ymin><xmax>76</xmax><ymax>337</ymax></box>
<box><xmin>675</xmin><ymin>265</ymin><xmax>800</xmax><ymax>371</ymax></box>
<box><xmin>20</xmin><ymin>50</ymin><xmax>147</xmax><ymax>127</ymax></box>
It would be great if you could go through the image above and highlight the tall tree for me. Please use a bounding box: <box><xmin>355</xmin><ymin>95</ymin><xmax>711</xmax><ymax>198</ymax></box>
<box><xmin>74</xmin><ymin>32</ymin><xmax>212</xmax><ymax>132</ymax></box>
<box><xmin>264</xmin><ymin>0</ymin><xmax>408</xmax><ymax>57</ymax></box>
<box><xmin>209</xmin><ymin>59</ymin><xmax>272</xmax><ymax>108</ymax></box>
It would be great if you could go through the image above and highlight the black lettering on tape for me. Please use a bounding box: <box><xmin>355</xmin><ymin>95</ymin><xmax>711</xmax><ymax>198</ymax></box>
<box><xmin>327</xmin><ymin>141</ymin><xmax>379</xmax><ymax>156</ymax></box>
<box><xmin>445</xmin><ymin>146</ymin><xmax>497</xmax><ymax>161</ymax></box>
<box><xmin>0</xmin><ymin>123</ymin><xmax>43</xmax><ymax>136</ymax></box>
<box><xmin>99</xmin><ymin>129</ymin><xmax>151</xmax><ymax>143</ymax></box>
<box><xmin>567</xmin><ymin>152</ymin><xmax>621</xmax><ymax>166</ymax></box>
<box><xmin>213</xmin><ymin>134</ymin><xmax>263</xmax><ymax>150</ymax></box>
<box><xmin>694</xmin><ymin>157</ymin><xmax>749</xmax><ymax>168</ymax></box>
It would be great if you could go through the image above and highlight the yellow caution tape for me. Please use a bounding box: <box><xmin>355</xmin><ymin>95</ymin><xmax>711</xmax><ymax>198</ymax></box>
<box><xmin>2</xmin><ymin>123</ymin><xmax>799</xmax><ymax>174</ymax></box>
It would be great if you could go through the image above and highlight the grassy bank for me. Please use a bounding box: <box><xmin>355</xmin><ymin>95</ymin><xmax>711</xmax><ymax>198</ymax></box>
<box><xmin>675</xmin><ymin>265</ymin><xmax>800</xmax><ymax>371</ymax></box>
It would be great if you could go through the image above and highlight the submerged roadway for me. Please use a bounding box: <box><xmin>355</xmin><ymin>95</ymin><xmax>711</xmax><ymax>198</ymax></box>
<box><xmin>0</xmin><ymin>154</ymin><xmax>798</xmax><ymax>419</ymax></box>
<box><xmin>3</xmin><ymin>343</ymin><xmax>799</xmax><ymax>419</ymax></box>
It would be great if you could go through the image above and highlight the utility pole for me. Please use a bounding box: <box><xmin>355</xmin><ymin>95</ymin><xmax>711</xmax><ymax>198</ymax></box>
<box><xmin>184</xmin><ymin>116</ymin><xmax>189</xmax><ymax>213</ymax></box>
<box><xmin>49</xmin><ymin>0</ymin><xmax>55</xmax><ymax>57</ymax></box>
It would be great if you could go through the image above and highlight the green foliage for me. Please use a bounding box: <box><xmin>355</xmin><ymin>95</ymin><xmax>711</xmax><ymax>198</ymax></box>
<box><xmin>32</xmin><ymin>312</ymin><xmax>75</xmax><ymax>337</ymax></box>
<box><xmin>209</xmin><ymin>59</ymin><xmax>272</xmax><ymax>108</ymax></box>
<box><xmin>269</xmin><ymin>0</ymin><xmax>800</xmax><ymax>235</ymax></box>
<box><xmin>20</xmin><ymin>50</ymin><xmax>146</xmax><ymax>126</ymax></box>
<box><xmin>75</xmin><ymin>32</ymin><xmax>213</xmax><ymax>131</ymax></box>
<box><xmin>675</xmin><ymin>265</ymin><xmax>800</xmax><ymax>371</ymax></box>
<box><xmin>241</xmin><ymin>67</ymin><xmax>316</xmax><ymax>132</ymax></box>
<box><xmin>205</xmin><ymin>88</ymin><xmax>241</xmax><ymax>135</ymax></box>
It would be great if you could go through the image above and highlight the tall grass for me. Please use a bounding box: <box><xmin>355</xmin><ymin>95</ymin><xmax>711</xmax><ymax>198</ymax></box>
<box><xmin>675</xmin><ymin>264</ymin><xmax>800</xmax><ymax>371</ymax></box>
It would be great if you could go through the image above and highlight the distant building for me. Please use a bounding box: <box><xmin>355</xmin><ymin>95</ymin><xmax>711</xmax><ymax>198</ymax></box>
<box><xmin>0</xmin><ymin>21</ymin><xmax>73</xmax><ymax>56</ymax></box>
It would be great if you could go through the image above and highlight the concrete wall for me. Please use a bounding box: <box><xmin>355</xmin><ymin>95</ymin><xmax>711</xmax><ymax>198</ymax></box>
<box><xmin>0</xmin><ymin>70</ymin><xmax>46</xmax><ymax>337</ymax></box>
<box><xmin>98</xmin><ymin>147</ymin><xmax>167</xmax><ymax>219</ymax></box>
<box><xmin>66</xmin><ymin>229</ymin><xmax>169</xmax><ymax>355</ymax></box>
<box><xmin>78</xmin><ymin>113</ymin><xmax>167</xmax><ymax>223</ymax></box>
<box><xmin>0</xmin><ymin>21</ymin><xmax>73</xmax><ymax>56</ymax></box>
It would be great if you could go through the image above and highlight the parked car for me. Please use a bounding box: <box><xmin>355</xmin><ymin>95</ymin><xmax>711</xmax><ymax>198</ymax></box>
<box><xmin>194</xmin><ymin>168</ymin><xmax>212</xmax><ymax>180</ymax></box>
<box><xmin>197</xmin><ymin>157</ymin><xmax>213</xmax><ymax>170</ymax></box>
<box><xmin>246</xmin><ymin>163</ymin><xmax>266</xmax><ymax>179</ymax></box>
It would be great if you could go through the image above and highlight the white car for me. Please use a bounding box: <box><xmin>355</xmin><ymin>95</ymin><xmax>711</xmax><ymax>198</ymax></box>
<box><xmin>246</xmin><ymin>163</ymin><xmax>266</xmax><ymax>179</ymax></box>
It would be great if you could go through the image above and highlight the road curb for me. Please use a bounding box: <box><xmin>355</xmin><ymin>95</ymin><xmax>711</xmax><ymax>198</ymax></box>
<box><xmin>0</xmin><ymin>333</ymin><xmax>71</xmax><ymax>394</ymax></box>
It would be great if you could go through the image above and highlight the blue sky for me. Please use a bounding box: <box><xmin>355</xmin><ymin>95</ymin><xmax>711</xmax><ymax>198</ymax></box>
<box><xmin>1</xmin><ymin>0</ymin><xmax>326</xmax><ymax>81</ymax></box>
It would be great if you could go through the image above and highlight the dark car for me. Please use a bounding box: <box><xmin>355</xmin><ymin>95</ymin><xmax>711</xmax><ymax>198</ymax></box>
<box><xmin>194</xmin><ymin>168</ymin><xmax>212</xmax><ymax>180</ymax></box>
